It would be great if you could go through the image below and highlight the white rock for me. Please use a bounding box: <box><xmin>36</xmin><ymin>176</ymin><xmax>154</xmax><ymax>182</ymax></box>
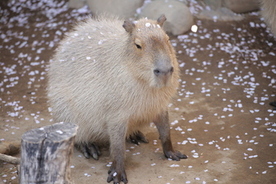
<box><xmin>260</xmin><ymin>0</ymin><xmax>276</xmax><ymax>36</ymax></box>
<box><xmin>86</xmin><ymin>0</ymin><xmax>144</xmax><ymax>19</ymax></box>
<box><xmin>139</xmin><ymin>0</ymin><xmax>194</xmax><ymax>35</ymax></box>
<box><xmin>198</xmin><ymin>7</ymin><xmax>243</xmax><ymax>21</ymax></box>
<box><xmin>68</xmin><ymin>0</ymin><xmax>86</xmax><ymax>9</ymax></box>
<box><xmin>222</xmin><ymin>0</ymin><xmax>259</xmax><ymax>13</ymax></box>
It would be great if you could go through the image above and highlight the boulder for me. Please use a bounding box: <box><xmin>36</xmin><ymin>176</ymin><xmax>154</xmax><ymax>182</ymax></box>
<box><xmin>68</xmin><ymin>0</ymin><xmax>86</xmax><ymax>9</ymax></box>
<box><xmin>139</xmin><ymin>0</ymin><xmax>194</xmax><ymax>35</ymax></box>
<box><xmin>204</xmin><ymin>0</ymin><xmax>223</xmax><ymax>10</ymax></box>
<box><xmin>197</xmin><ymin>7</ymin><xmax>244</xmax><ymax>21</ymax></box>
<box><xmin>260</xmin><ymin>0</ymin><xmax>276</xmax><ymax>36</ymax></box>
<box><xmin>222</xmin><ymin>0</ymin><xmax>260</xmax><ymax>13</ymax></box>
<box><xmin>86</xmin><ymin>0</ymin><xmax>144</xmax><ymax>19</ymax></box>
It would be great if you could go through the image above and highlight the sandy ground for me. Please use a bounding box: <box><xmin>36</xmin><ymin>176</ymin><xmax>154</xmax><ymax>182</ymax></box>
<box><xmin>0</xmin><ymin>1</ymin><xmax>276</xmax><ymax>184</ymax></box>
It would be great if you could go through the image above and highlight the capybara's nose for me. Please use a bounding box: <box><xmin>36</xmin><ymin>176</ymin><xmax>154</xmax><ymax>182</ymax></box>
<box><xmin>154</xmin><ymin>66</ymin><xmax>174</xmax><ymax>76</ymax></box>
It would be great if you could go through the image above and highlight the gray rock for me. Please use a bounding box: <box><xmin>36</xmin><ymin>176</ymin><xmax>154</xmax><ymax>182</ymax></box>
<box><xmin>68</xmin><ymin>0</ymin><xmax>86</xmax><ymax>9</ymax></box>
<box><xmin>260</xmin><ymin>0</ymin><xmax>276</xmax><ymax>36</ymax></box>
<box><xmin>222</xmin><ymin>0</ymin><xmax>260</xmax><ymax>13</ymax></box>
<box><xmin>204</xmin><ymin>0</ymin><xmax>223</xmax><ymax>10</ymax></box>
<box><xmin>139</xmin><ymin>0</ymin><xmax>194</xmax><ymax>35</ymax></box>
<box><xmin>198</xmin><ymin>7</ymin><xmax>244</xmax><ymax>21</ymax></box>
<box><xmin>86</xmin><ymin>0</ymin><xmax>144</xmax><ymax>19</ymax></box>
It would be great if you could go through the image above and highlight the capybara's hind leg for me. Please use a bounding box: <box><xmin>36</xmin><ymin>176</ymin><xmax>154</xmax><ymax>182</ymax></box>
<box><xmin>76</xmin><ymin>142</ymin><xmax>101</xmax><ymax>160</ymax></box>
<box><xmin>127</xmin><ymin>131</ymin><xmax>149</xmax><ymax>145</ymax></box>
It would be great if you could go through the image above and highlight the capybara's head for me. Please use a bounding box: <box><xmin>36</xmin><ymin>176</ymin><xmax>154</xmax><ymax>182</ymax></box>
<box><xmin>123</xmin><ymin>15</ymin><xmax>178</xmax><ymax>88</ymax></box>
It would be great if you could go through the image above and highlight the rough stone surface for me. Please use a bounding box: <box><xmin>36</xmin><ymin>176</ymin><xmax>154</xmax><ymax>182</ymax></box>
<box><xmin>203</xmin><ymin>0</ymin><xmax>223</xmax><ymax>10</ymax></box>
<box><xmin>68</xmin><ymin>0</ymin><xmax>86</xmax><ymax>9</ymax></box>
<box><xmin>86</xmin><ymin>0</ymin><xmax>144</xmax><ymax>19</ymax></box>
<box><xmin>197</xmin><ymin>7</ymin><xmax>244</xmax><ymax>21</ymax></box>
<box><xmin>222</xmin><ymin>0</ymin><xmax>260</xmax><ymax>13</ymax></box>
<box><xmin>260</xmin><ymin>0</ymin><xmax>276</xmax><ymax>36</ymax></box>
<box><xmin>139</xmin><ymin>0</ymin><xmax>194</xmax><ymax>35</ymax></box>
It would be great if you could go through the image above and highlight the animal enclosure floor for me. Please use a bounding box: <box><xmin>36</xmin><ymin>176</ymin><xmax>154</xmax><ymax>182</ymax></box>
<box><xmin>0</xmin><ymin>1</ymin><xmax>276</xmax><ymax>184</ymax></box>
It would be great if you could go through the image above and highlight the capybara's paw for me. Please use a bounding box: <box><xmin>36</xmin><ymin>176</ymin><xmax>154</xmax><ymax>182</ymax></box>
<box><xmin>127</xmin><ymin>131</ymin><xmax>149</xmax><ymax>145</ymax></box>
<box><xmin>76</xmin><ymin>142</ymin><xmax>101</xmax><ymax>160</ymax></box>
<box><xmin>164</xmin><ymin>150</ymin><xmax>187</xmax><ymax>161</ymax></box>
<box><xmin>269</xmin><ymin>101</ymin><xmax>276</xmax><ymax>110</ymax></box>
<box><xmin>107</xmin><ymin>167</ymin><xmax>128</xmax><ymax>184</ymax></box>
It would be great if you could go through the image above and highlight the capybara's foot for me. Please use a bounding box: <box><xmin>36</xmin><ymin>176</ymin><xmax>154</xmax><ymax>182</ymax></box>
<box><xmin>76</xmin><ymin>142</ymin><xmax>101</xmax><ymax>160</ymax></box>
<box><xmin>107</xmin><ymin>162</ymin><xmax>128</xmax><ymax>184</ymax></box>
<box><xmin>127</xmin><ymin>131</ymin><xmax>149</xmax><ymax>145</ymax></box>
<box><xmin>164</xmin><ymin>150</ymin><xmax>187</xmax><ymax>161</ymax></box>
<box><xmin>269</xmin><ymin>101</ymin><xmax>276</xmax><ymax>110</ymax></box>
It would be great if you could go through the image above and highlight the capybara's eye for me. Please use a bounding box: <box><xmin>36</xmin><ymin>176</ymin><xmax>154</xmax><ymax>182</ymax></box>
<box><xmin>135</xmin><ymin>44</ymin><xmax>142</xmax><ymax>49</ymax></box>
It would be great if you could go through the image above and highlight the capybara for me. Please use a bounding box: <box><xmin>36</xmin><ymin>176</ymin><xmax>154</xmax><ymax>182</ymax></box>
<box><xmin>47</xmin><ymin>14</ymin><xmax>187</xmax><ymax>183</ymax></box>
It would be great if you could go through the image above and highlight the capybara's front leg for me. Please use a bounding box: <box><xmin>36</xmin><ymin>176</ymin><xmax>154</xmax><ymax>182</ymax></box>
<box><xmin>107</xmin><ymin>160</ymin><xmax>128</xmax><ymax>184</ymax></box>
<box><xmin>154</xmin><ymin>110</ymin><xmax>187</xmax><ymax>160</ymax></box>
<box><xmin>107</xmin><ymin>124</ymin><xmax>128</xmax><ymax>184</ymax></box>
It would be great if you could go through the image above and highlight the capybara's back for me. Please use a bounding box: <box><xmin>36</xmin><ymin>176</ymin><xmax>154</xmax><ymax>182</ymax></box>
<box><xmin>47</xmin><ymin>15</ymin><xmax>186</xmax><ymax>183</ymax></box>
<box><xmin>48</xmin><ymin>16</ymin><xmax>134</xmax><ymax>144</ymax></box>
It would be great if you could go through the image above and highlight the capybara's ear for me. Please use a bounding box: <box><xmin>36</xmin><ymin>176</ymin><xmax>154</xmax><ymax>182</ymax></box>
<box><xmin>157</xmin><ymin>14</ymin><xmax>166</xmax><ymax>27</ymax></box>
<box><xmin>123</xmin><ymin>20</ymin><xmax>135</xmax><ymax>33</ymax></box>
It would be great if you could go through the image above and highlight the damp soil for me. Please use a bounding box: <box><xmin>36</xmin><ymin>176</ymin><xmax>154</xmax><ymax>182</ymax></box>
<box><xmin>0</xmin><ymin>1</ymin><xmax>276</xmax><ymax>184</ymax></box>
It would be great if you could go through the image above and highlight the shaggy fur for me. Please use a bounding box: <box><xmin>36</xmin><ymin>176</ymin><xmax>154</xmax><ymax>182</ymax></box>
<box><xmin>48</xmin><ymin>16</ymin><xmax>179</xmax><ymax>145</ymax></box>
<box><xmin>47</xmin><ymin>15</ymin><xmax>182</xmax><ymax>183</ymax></box>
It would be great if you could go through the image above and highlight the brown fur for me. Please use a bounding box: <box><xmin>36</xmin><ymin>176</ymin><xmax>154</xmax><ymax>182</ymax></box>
<box><xmin>47</xmin><ymin>15</ymin><xmax>184</xmax><ymax>183</ymax></box>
